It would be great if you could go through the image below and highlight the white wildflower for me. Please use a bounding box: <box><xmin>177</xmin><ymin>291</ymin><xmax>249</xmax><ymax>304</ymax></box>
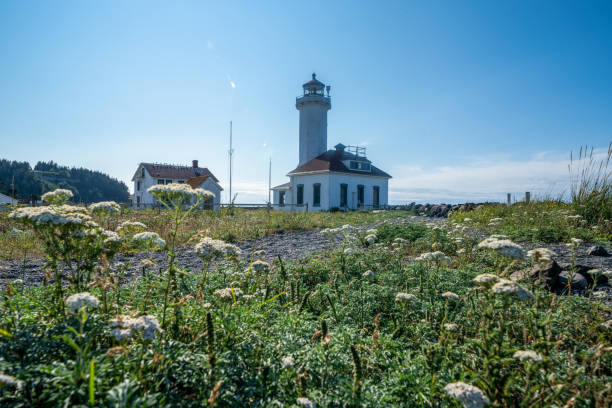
<box><xmin>395</xmin><ymin>292</ymin><xmax>417</xmax><ymax>303</ymax></box>
<box><xmin>110</xmin><ymin>328</ymin><xmax>133</xmax><ymax>341</ymax></box>
<box><xmin>568</xmin><ymin>238</ymin><xmax>583</xmax><ymax>247</ymax></box>
<box><xmin>344</xmin><ymin>247</ymin><xmax>355</xmax><ymax>255</ymax></box>
<box><xmin>214</xmin><ymin>287</ymin><xmax>244</xmax><ymax>301</ymax></box>
<box><xmin>463</xmin><ymin>218</ymin><xmax>472</xmax><ymax>222</ymax></box>
<box><xmin>600</xmin><ymin>320</ymin><xmax>612</xmax><ymax>330</ymax></box>
<box><xmin>0</xmin><ymin>373</ymin><xmax>19</xmax><ymax>387</ymax></box>
<box><xmin>132</xmin><ymin>232</ymin><xmax>166</xmax><ymax>248</ymax></box>
<box><xmin>477</xmin><ymin>237</ymin><xmax>525</xmax><ymax>259</ymax></box>
<box><xmin>527</xmin><ymin>248</ymin><xmax>556</xmax><ymax>262</ymax></box>
<box><xmin>195</xmin><ymin>237</ymin><xmax>227</xmax><ymax>259</ymax></box>
<box><xmin>362</xmin><ymin>270</ymin><xmax>375</xmax><ymax>281</ymax></box>
<box><xmin>281</xmin><ymin>355</ymin><xmax>295</xmax><ymax>368</ymax></box>
<box><xmin>364</xmin><ymin>234</ymin><xmax>378</xmax><ymax>245</ymax></box>
<box><xmin>366</xmin><ymin>228</ymin><xmax>378</xmax><ymax>235</ymax></box>
<box><xmin>12</xmin><ymin>279</ymin><xmax>24</xmax><ymax>286</ymax></box>
<box><xmin>444</xmin><ymin>323</ymin><xmax>458</xmax><ymax>331</ymax></box>
<box><xmin>147</xmin><ymin>183</ymin><xmax>213</xmax><ymax>203</ymax></box>
<box><xmin>116</xmin><ymin>221</ymin><xmax>147</xmax><ymax>232</ymax></box>
<box><xmin>444</xmin><ymin>382</ymin><xmax>490</xmax><ymax>408</ymax></box>
<box><xmin>110</xmin><ymin>314</ymin><xmax>162</xmax><ymax>341</ymax></box>
<box><xmin>65</xmin><ymin>292</ymin><xmax>100</xmax><ymax>315</ymax></box>
<box><xmin>415</xmin><ymin>251</ymin><xmax>451</xmax><ymax>264</ymax></box>
<box><xmin>296</xmin><ymin>397</ymin><xmax>316</xmax><ymax>408</ymax></box>
<box><xmin>472</xmin><ymin>274</ymin><xmax>500</xmax><ymax>288</ymax></box>
<box><xmin>513</xmin><ymin>350</ymin><xmax>543</xmax><ymax>362</ymax></box>
<box><xmin>441</xmin><ymin>291</ymin><xmax>459</xmax><ymax>302</ymax></box>
<box><xmin>102</xmin><ymin>230</ymin><xmax>124</xmax><ymax>245</ymax></box>
<box><xmin>88</xmin><ymin>201</ymin><xmax>121</xmax><ymax>214</ymax></box>
<box><xmin>489</xmin><ymin>234</ymin><xmax>508</xmax><ymax>240</ymax></box>
<box><xmin>41</xmin><ymin>188</ymin><xmax>73</xmax><ymax>204</ymax></box>
<box><xmin>489</xmin><ymin>217</ymin><xmax>503</xmax><ymax>224</ymax></box>
<box><xmin>9</xmin><ymin>206</ymin><xmax>92</xmax><ymax>227</ymax></box>
<box><xmin>490</xmin><ymin>279</ymin><xmax>535</xmax><ymax>302</ymax></box>
<box><xmin>457</xmin><ymin>248</ymin><xmax>466</xmax><ymax>254</ymax></box>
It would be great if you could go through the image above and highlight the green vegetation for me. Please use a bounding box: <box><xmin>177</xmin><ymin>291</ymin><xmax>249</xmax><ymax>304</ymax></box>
<box><xmin>1</xmin><ymin>223</ymin><xmax>610</xmax><ymax>406</ymax></box>
<box><xmin>449</xmin><ymin>201</ymin><xmax>611</xmax><ymax>244</ymax></box>
<box><xmin>0</xmin><ymin>187</ymin><xmax>610</xmax><ymax>407</ymax></box>
<box><xmin>0</xmin><ymin>208</ymin><xmax>413</xmax><ymax>260</ymax></box>
<box><xmin>0</xmin><ymin>159</ymin><xmax>129</xmax><ymax>203</ymax></box>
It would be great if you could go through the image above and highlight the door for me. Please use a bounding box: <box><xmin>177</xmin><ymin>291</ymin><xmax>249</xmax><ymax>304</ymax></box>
<box><xmin>340</xmin><ymin>184</ymin><xmax>347</xmax><ymax>208</ymax></box>
<box><xmin>373</xmin><ymin>186</ymin><xmax>379</xmax><ymax>208</ymax></box>
<box><xmin>357</xmin><ymin>185</ymin><xmax>364</xmax><ymax>208</ymax></box>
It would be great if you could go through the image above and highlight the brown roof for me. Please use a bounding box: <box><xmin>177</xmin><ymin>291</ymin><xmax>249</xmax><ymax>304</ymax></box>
<box><xmin>133</xmin><ymin>163</ymin><xmax>219</xmax><ymax>182</ymax></box>
<box><xmin>186</xmin><ymin>175</ymin><xmax>209</xmax><ymax>189</ymax></box>
<box><xmin>271</xmin><ymin>182</ymin><xmax>291</xmax><ymax>190</ymax></box>
<box><xmin>288</xmin><ymin>150</ymin><xmax>391</xmax><ymax>178</ymax></box>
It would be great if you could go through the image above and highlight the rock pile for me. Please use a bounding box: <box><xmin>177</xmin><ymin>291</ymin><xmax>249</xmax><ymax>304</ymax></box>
<box><xmin>397</xmin><ymin>202</ymin><xmax>481</xmax><ymax>218</ymax></box>
<box><xmin>510</xmin><ymin>260</ymin><xmax>609</xmax><ymax>292</ymax></box>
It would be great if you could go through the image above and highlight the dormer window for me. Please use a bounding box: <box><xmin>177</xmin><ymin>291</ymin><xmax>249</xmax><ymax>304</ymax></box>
<box><xmin>349</xmin><ymin>161</ymin><xmax>371</xmax><ymax>171</ymax></box>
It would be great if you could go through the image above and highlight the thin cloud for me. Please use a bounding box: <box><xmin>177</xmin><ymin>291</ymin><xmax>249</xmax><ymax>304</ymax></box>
<box><xmin>389</xmin><ymin>151</ymin><xmax>574</xmax><ymax>204</ymax></box>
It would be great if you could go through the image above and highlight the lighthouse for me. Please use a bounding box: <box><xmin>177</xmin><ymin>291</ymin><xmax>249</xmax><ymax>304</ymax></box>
<box><xmin>272</xmin><ymin>73</ymin><xmax>390</xmax><ymax>211</ymax></box>
<box><xmin>296</xmin><ymin>73</ymin><xmax>331</xmax><ymax>166</ymax></box>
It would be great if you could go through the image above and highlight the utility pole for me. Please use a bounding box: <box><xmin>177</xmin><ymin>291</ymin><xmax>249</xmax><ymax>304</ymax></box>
<box><xmin>228</xmin><ymin>121</ymin><xmax>233</xmax><ymax>205</ymax></box>
<box><xmin>268</xmin><ymin>157</ymin><xmax>272</xmax><ymax>205</ymax></box>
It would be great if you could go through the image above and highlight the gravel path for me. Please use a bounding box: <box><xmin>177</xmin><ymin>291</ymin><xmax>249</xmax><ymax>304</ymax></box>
<box><xmin>1</xmin><ymin>216</ymin><xmax>610</xmax><ymax>289</ymax></box>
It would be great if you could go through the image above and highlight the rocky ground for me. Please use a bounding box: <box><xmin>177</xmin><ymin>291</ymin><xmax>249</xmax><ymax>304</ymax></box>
<box><xmin>1</xmin><ymin>216</ymin><xmax>610</xmax><ymax>297</ymax></box>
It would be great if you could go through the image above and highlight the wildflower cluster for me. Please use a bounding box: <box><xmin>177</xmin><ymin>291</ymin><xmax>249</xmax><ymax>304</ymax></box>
<box><xmin>110</xmin><ymin>315</ymin><xmax>162</xmax><ymax>341</ymax></box>
<box><xmin>477</xmin><ymin>236</ymin><xmax>525</xmax><ymax>259</ymax></box>
<box><xmin>65</xmin><ymin>292</ymin><xmax>100</xmax><ymax>315</ymax></box>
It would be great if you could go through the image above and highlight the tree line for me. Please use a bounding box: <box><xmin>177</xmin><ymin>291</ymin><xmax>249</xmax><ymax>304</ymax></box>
<box><xmin>0</xmin><ymin>159</ymin><xmax>129</xmax><ymax>203</ymax></box>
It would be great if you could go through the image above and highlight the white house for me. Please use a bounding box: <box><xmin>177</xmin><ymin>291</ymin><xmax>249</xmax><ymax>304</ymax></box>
<box><xmin>272</xmin><ymin>74</ymin><xmax>391</xmax><ymax>211</ymax></box>
<box><xmin>131</xmin><ymin>160</ymin><xmax>222</xmax><ymax>210</ymax></box>
<box><xmin>0</xmin><ymin>192</ymin><xmax>17</xmax><ymax>207</ymax></box>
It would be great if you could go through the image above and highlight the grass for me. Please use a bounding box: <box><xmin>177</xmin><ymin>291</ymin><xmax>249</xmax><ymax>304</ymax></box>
<box><xmin>0</xmin><ymin>208</ymin><xmax>414</xmax><ymax>260</ymax></box>
<box><xmin>0</xmin><ymin>222</ymin><xmax>610</xmax><ymax>407</ymax></box>
<box><xmin>449</xmin><ymin>201</ymin><xmax>611</xmax><ymax>244</ymax></box>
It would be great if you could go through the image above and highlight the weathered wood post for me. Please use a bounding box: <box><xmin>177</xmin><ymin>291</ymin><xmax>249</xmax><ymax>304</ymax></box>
<box><xmin>525</xmin><ymin>192</ymin><xmax>531</xmax><ymax>204</ymax></box>
<box><xmin>507</xmin><ymin>193</ymin><xmax>511</xmax><ymax>206</ymax></box>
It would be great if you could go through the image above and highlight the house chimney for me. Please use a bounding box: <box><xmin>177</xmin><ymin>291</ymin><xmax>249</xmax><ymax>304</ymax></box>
<box><xmin>192</xmin><ymin>160</ymin><xmax>198</xmax><ymax>168</ymax></box>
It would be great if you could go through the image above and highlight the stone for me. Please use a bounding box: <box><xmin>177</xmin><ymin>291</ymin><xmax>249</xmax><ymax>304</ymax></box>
<box><xmin>558</xmin><ymin>271</ymin><xmax>587</xmax><ymax>290</ymax></box>
<box><xmin>557</xmin><ymin>262</ymin><xmax>607</xmax><ymax>285</ymax></box>
<box><xmin>510</xmin><ymin>260</ymin><xmax>561</xmax><ymax>289</ymax></box>
<box><xmin>586</xmin><ymin>245</ymin><xmax>609</xmax><ymax>257</ymax></box>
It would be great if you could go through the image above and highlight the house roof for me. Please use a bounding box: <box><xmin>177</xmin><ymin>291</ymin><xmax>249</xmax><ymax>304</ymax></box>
<box><xmin>271</xmin><ymin>182</ymin><xmax>291</xmax><ymax>190</ymax></box>
<box><xmin>288</xmin><ymin>149</ymin><xmax>391</xmax><ymax>178</ymax></box>
<box><xmin>186</xmin><ymin>175</ymin><xmax>209</xmax><ymax>189</ymax></box>
<box><xmin>132</xmin><ymin>163</ymin><xmax>219</xmax><ymax>183</ymax></box>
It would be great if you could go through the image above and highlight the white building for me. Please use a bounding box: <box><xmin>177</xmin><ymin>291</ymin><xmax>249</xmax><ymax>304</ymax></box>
<box><xmin>131</xmin><ymin>160</ymin><xmax>222</xmax><ymax>210</ymax></box>
<box><xmin>272</xmin><ymin>74</ymin><xmax>391</xmax><ymax>211</ymax></box>
<box><xmin>0</xmin><ymin>192</ymin><xmax>17</xmax><ymax>207</ymax></box>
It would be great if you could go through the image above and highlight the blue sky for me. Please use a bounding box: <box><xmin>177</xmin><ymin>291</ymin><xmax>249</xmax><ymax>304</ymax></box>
<box><xmin>1</xmin><ymin>0</ymin><xmax>611</xmax><ymax>203</ymax></box>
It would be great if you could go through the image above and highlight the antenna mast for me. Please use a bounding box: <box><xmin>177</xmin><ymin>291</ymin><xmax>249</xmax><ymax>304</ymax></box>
<box><xmin>228</xmin><ymin>121</ymin><xmax>233</xmax><ymax>205</ymax></box>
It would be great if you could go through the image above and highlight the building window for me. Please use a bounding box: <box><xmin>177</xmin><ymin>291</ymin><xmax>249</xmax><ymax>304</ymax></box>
<box><xmin>349</xmin><ymin>161</ymin><xmax>371</xmax><ymax>171</ymax></box>
<box><xmin>141</xmin><ymin>168</ymin><xmax>145</xmax><ymax>177</ymax></box>
<box><xmin>296</xmin><ymin>184</ymin><xmax>304</xmax><ymax>205</ymax></box>
<box><xmin>137</xmin><ymin>181</ymin><xmax>141</xmax><ymax>191</ymax></box>
<box><xmin>136</xmin><ymin>196</ymin><xmax>141</xmax><ymax>206</ymax></box>
<box><xmin>313</xmin><ymin>183</ymin><xmax>321</xmax><ymax>207</ymax></box>
<box><xmin>157</xmin><ymin>179</ymin><xmax>164</xmax><ymax>185</ymax></box>
<box><xmin>165</xmin><ymin>179</ymin><xmax>172</xmax><ymax>184</ymax></box>
<box><xmin>357</xmin><ymin>185</ymin><xmax>364</xmax><ymax>207</ymax></box>
<box><xmin>177</xmin><ymin>180</ymin><xmax>185</xmax><ymax>184</ymax></box>
<box><xmin>340</xmin><ymin>184</ymin><xmax>348</xmax><ymax>207</ymax></box>
<box><xmin>373</xmin><ymin>186</ymin><xmax>380</xmax><ymax>208</ymax></box>
<box><xmin>279</xmin><ymin>191</ymin><xmax>285</xmax><ymax>206</ymax></box>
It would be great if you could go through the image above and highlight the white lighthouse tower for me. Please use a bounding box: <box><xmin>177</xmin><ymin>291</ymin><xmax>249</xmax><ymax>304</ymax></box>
<box><xmin>296</xmin><ymin>73</ymin><xmax>331</xmax><ymax>166</ymax></box>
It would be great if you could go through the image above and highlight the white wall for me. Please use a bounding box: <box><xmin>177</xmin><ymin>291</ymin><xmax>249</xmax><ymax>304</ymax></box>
<box><xmin>0</xmin><ymin>193</ymin><xmax>17</xmax><ymax>205</ymax></box>
<box><xmin>328</xmin><ymin>173</ymin><xmax>388</xmax><ymax>209</ymax></box>
<box><xmin>132</xmin><ymin>164</ymin><xmax>222</xmax><ymax>210</ymax></box>
<box><xmin>298</xmin><ymin>100</ymin><xmax>329</xmax><ymax>166</ymax></box>
<box><xmin>273</xmin><ymin>172</ymin><xmax>388</xmax><ymax>211</ymax></box>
